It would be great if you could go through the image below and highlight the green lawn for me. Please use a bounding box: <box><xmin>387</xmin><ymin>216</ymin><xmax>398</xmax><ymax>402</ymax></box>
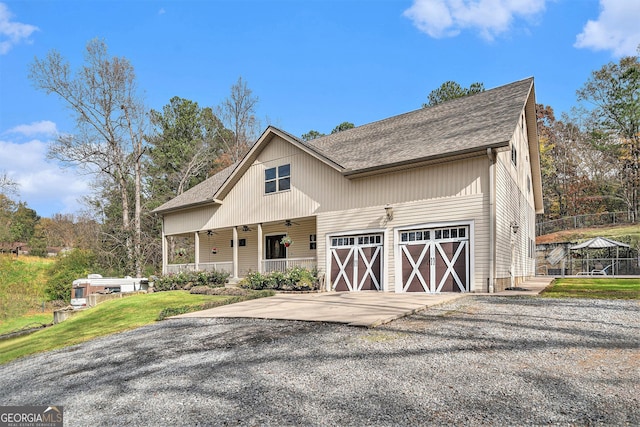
<box><xmin>0</xmin><ymin>255</ymin><xmax>54</xmax><ymax>321</ymax></box>
<box><xmin>541</xmin><ymin>278</ymin><xmax>640</xmax><ymax>299</ymax></box>
<box><xmin>0</xmin><ymin>312</ymin><xmax>53</xmax><ymax>336</ymax></box>
<box><xmin>0</xmin><ymin>290</ymin><xmax>272</xmax><ymax>365</ymax></box>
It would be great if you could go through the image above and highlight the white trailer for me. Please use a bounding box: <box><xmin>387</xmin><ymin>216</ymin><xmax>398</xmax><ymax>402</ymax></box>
<box><xmin>71</xmin><ymin>274</ymin><xmax>149</xmax><ymax>308</ymax></box>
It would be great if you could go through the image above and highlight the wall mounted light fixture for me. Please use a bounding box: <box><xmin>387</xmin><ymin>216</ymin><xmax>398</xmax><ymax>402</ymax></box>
<box><xmin>510</xmin><ymin>221</ymin><xmax>519</xmax><ymax>234</ymax></box>
<box><xmin>385</xmin><ymin>204</ymin><xmax>394</xmax><ymax>221</ymax></box>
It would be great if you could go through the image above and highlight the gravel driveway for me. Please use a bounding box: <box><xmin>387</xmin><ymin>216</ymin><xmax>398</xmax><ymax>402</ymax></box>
<box><xmin>1</xmin><ymin>296</ymin><xmax>638</xmax><ymax>426</ymax></box>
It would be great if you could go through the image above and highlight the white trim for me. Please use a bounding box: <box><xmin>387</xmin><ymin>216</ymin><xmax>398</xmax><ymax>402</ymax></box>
<box><xmin>257</xmin><ymin>223</ymin><xmax>263</xmax><ymax>273</ymax></box>
<box><xmin>232</xmin><ymin>226</ymin><xmax>239</xmax><ymax>279</ymax></box>
<box><xmin>264</xmin><ymin>231</ymin><xmax>288</xmax><ymax>259</ymax></box>
<box><xmin>394</xmin><ymin>220</ymin><xmax>475</xmax><ymax>293</ymax></box>
<box><xmin>326</xmin><ymin>228</ymin><xmax>387</xmax><ymax>292</ymax></box>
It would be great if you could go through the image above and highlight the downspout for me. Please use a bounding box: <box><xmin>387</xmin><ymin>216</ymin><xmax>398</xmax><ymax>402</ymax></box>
<box><xmin>487</xmin><ymin>148</ymin><xmax>496</xmax><ymax>293</ymax></box>
<box><xmin>161</xmin><ymin>216</ymin><xmax>167</xmax><ymax>275</ymax></box>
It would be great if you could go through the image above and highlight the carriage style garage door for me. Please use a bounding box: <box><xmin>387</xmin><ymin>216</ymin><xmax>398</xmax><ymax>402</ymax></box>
<box><xmin>399</xmin><ymin>225</ymin><xmax>469</xmax><ymax>293</ymax></box>
<box><xmin>330</xmin><ymin>233</ymin><xmax>383</xmax><ymax>291</ymax></box>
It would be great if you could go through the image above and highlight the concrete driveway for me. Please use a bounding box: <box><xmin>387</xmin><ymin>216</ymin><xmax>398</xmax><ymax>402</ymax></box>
<box><xmin>173</xmin><ymin>277</ymin><xmax>553</xmax><ymax>327</ymax></box>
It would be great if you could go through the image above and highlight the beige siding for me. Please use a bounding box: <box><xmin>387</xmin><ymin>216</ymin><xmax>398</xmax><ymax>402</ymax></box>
<box><xmin>316</xmin><ymin>193</ymin><xmax>489</xmax><ymax>293</ymax></box>
<box><xmin>164</xmin><ymin>135</ymin><xmax>494</xmax><ymax>291</ymax></box>
<box><xmin>261</xmin><ymin>219</ymin><xmax>317</xmax><ymax>261</ymax></box>
<box><xmin>198</xmin><ymin>229</ymin><xmax>233</xmax><ymax>264</ymax></box>
<box><xmin>196</xmin><ymin>219</ymin><xmax>317</xmax><ymax>275</ymax></box>
<box><xmin>495</xmin><ymin>111</ymin><xmax>537</xmax><ymax>286</ymax></box>
<box><xmin>197</xmin><ymin>136</ymin><xmax>488</xmax><ymax>231</ymax></box>
<box><xmin>164</xmin><ymin>206</ymin><xmax>217</xmax><ymax>235</ymax></box>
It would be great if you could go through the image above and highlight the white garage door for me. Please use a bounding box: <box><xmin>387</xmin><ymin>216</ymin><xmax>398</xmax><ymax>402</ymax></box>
<box><xmin>399</xmin><ymin>226</ymin><xmax>469</xmax><ymax>293</ymax></box>
<box><xmin>330</xmin><ymin>233</ymin><xmax>383</xmax><ymax>291</ymax></box>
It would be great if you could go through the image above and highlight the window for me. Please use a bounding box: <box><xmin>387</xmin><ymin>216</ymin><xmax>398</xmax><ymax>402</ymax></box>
<box><xmin>265</xmin><ymin>164</ymin><xmax>291</xmax><ymax>194</ymax></box>
<box><xmin>511</xmin><ymin>144</ymin><xmax>517</xmax><ymax>167</ymax></box>
<box><xmin>310</xmin><ymin>234</ymin><xmax>316</xmax><ymax>250</ymax></box>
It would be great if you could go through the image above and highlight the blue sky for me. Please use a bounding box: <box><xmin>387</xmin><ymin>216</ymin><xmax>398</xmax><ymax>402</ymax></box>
<box><xmin>1</xmin><ymin>0</ymin><xmax>639</xmax><ymax>218</ymax></box>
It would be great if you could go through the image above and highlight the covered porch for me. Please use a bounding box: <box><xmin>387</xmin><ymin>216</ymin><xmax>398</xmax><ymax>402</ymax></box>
<box><xmin>162</xmin><ymin>217</ymin><xmax>318</xmax><ymax>279</ymax></box>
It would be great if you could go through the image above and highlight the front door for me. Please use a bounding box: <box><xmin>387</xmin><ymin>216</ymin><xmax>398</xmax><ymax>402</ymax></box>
<box><xmin>265</xmin><ymin>234</ymin><xmax>286</xmax><ymax>260</ymax></box>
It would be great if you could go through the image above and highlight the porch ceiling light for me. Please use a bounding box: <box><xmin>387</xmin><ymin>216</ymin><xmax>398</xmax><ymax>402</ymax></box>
<box><xmin>241</xmin><ymin>225</ymin><xmax>251</xmax><ymax>232</ymax></box>
<box><xmin>384</xmin><ymin>204</ymin><xmax>394</xmax><ymax>221</ymax></box>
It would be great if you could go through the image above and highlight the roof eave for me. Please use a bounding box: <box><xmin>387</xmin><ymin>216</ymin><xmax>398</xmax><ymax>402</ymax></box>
<box><xmin>524</xmin><ymin>80</ymin><xmax>544</xmax><ymax>214</ymax></box>
<box><xmin>153</xmin><ymin>198</ymin><xmax>220</xmax><ymax>215</ymax></box>
<box><xmin>342</xmin><ymin>142</ymin><xmax>510</xmax><ymax>178</ymax></box>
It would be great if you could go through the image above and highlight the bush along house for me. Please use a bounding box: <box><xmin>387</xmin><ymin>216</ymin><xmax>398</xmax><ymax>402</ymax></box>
<box><xmin>153</xmin><ymin>78</ymin><xmax>543</xmax><ymax>293</ymax></box>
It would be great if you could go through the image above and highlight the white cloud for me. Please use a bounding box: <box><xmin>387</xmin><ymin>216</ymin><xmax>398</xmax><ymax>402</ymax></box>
<box><xmin>403</xmin><ymin>0</ymin><xmax>547</xmax><ymax>41</ymax></box>
<box><xmin>158</xmin><ymin>8</ymin><xmax>166</xmax><ymax>15</ymax></box>
<box><xmin>7</xmin><ymin>120</ymin><xmax>58</xmax><ymax>137</ymax></box>
<box><xmin>0</xmin><ymin>137</ymin><xmax>91</xmax><ymax>217</ymax></box>
<box><xmin>0</xmin><ymin>2</ymin><xmax>39</xmax><ymax>54</ymax></box>
<box><xmin>575</xmin><ymin>0</ymin><xmax>640</xmax><ymax>57</ymax></box>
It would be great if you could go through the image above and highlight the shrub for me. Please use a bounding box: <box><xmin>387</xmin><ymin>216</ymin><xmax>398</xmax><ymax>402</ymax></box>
<box><xmin>190</xmin><ymin>286</ymin><xmax>251</xmax><ymax>296</ymax></box>
<box><xmin>153</xmin><ymin>270</ymin><xmax>230</xmax><ymax>292</ymax></box>
<box><xmin>239</xmin><ymin>267</ymin><xmax>319</xmax><ymax>291</ymax></box>
<box><xmin>45</xmin><ymin>249</ymin><xmax>98</xmax><ymax>302</ymax></box>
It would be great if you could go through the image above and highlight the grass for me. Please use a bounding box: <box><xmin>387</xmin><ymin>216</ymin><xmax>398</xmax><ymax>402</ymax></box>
<box><xmin>540</xmin><ymin>278</ymin><xmax>640</xmax><ymax>299</ymax></box>
<box><xmin>0</xmin><ymin>255</ymin><xmax>55</xmax><ymax>321</ymax></box>
<box><xmin>0</xmin><ymin>312</ymin><xmax>53</xmax><ymax>336</ymax></box>
<box><xmin>537</xmin><ymin>224</ymin><xmax>640</xmax><ymax>245</ymax></box>
<box><xmin>0</xmin><ymin>290</ymin><xmax>273</xmax><ymax>365</ymax></box>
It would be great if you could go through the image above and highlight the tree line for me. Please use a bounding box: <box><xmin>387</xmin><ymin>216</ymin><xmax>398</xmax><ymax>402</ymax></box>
<box><xmin>1</xmin><ymin>39</ymin><xmax>637</xmax><ymax>276</ymax></box>
<box><xmin>537</xmin><ymin>52</ymin><xmax>639</xmax><ymax>224</ymax></box>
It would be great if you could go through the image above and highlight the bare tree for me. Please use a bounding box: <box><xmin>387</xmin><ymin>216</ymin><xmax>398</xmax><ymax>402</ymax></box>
<box><xmin>216</xmin><ymin>76</ymin><xmax>259</xmax><ymax>163</ymax></box>
<box><xmin>29</xmin><ymin>39</ymin><xmax>147</xmax><ymax>276</ymax></box>
<box><xmin>0</xmin><ymin>171</ymin><xmax>18</xmax><ymax>196</ymax></box>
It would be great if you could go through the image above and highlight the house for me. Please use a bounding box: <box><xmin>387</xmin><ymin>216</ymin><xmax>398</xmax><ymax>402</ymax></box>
<box><xmin>153</xmin><ymin>77</ymin><xmax>542</xmax><ymax>293</ymax></box>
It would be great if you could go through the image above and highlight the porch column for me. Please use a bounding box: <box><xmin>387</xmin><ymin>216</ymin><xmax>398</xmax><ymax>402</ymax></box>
<box><xmin>161</xmin><ymin>220</ymin><xmax>168</xmax><ymax>275</ymax></box>
<box><xmin>194</xmin><ymin>231</ymin><xmax>200</xmax><ymax>271</ymax></box>
<box><xmin>257</xmin><ymin>223</ymin><xmax>263</xmax><ymax>273</ymax></box>
<box><xmin>232</xmin><ymin>226</ymin><xmax>239</xmax><ymax>279</ymax></box>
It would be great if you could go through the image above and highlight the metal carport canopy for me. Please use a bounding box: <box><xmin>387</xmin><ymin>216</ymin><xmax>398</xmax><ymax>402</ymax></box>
<box><xmin>570</xmin><ymin>237</ymin><xmax>630</xmax><ymax>250</ymax></box>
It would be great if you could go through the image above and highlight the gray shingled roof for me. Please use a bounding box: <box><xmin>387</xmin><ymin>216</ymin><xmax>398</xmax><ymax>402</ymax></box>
<box><xmin>153</xmin><ymin>163</ymin><xmax>237</xmax><ymax>213</ymax></box>
<box><xmin>305</xmin><ymin>77</ymin><xmax>533</xmax><ymax>172</ymax></box>
<box><xmin>154</xmin><ymin>78</ymin><xmax>533</xmax><ymax>213</ymax></box>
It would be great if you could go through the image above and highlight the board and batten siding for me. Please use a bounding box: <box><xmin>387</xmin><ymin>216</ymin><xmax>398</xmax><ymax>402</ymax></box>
<box><xmin>195</xmin><ymin>136</ymin><xmax>489</xmax><ymax>230</ymax></box>
<box><xmin>164</xmin><ymin>136</ymin><xmax>489</xmax><ymax>235</ymax></box>
<box><xmin>164</xmin><ymin>205</ymin><xmax>217</xmax><ymax>236</ymax></box>
<box><xmin>495</xmin><ymin>111</ymin><xmax>537</xmax><ymax>287</ymax></box>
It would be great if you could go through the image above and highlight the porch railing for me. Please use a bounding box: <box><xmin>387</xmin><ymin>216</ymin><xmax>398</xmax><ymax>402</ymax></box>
<box><xmin>262</xmin><ymin>257</ymin><xmax>316</xmax><ymax>273</ymax></box>
<box><xmin>166</xmin><ymin>263</ymin><xmax>195</xmax><ymax>273</ymax></box>
<box><xmin>166</xmin><ymin>259</ymin><xmax>315</xmax><ymax>275</ymax></box>
<box><xmin>166</xmin><ymin>262</ymin><xmax>232</xmax><ymax>274</ymax></box>
<box><xmin>198</xmin><ymin>262</ymin><xmax>233</xmax><ymax>274</ymax></box>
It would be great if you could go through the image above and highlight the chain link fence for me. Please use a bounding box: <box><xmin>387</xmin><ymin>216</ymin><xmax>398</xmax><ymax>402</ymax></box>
<box><xmin>536</xmin><ymin>211</ymin><xmax>634</xmax><ymax>236</ymax></box>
